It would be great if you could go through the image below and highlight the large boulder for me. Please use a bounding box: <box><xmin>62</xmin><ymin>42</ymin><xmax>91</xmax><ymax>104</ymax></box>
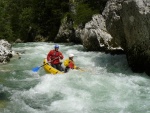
<box><xmin>0</xmin><ymin>40</ymin><xmax>13</xmax><ymax>63</ymax></box>
<box><xmin>103</xmin><ymin>0</ymin><xmax>150</xmax><ymax>74</ymax></box>
<box><xmin>55</xmin><ymin>16</ymin><xmax>81</xmax><ymax>43</ymax></box>
<box><xmin>80</xmin><ymin>14</ymin><xmax>123</xmax><ymax>53</ymax></box>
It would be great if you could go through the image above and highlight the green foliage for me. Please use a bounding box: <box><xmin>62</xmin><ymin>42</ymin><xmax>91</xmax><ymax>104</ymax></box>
<box><xmin>81</xmin><ymin>0</ymin><xmax>106</xmax><ymax>13</ymax></box>
<box><xmin>19</xmin><ymin>8</ymin><xmax>33</xmax><ymax>28</ymax></box>
<box><xmin>71</xmin><ymin>0</ymin><xmax>107</xmax><ymax>27</ymax></box>
<box><xmin>0</xmin><ymin>0</ymin><xmax>106</xmax><ymax>42</ymax></box>
<box><xmin>74</xmin><ymin>3</ymin><xmax>99</xmax><ymax>25</ymax></box>
<box><xmin>31</xmin><ymin>0</ymin><xmax>69</xmax><ymax>41</ymax></box>
<box><xmin>19</xmin><ymin>8</ymin><xmax>33</xmax><ymax>41</ymax></box>
<box><xmin>0</xmin><ymin>0</ymin><xmax>69</xmax><ymax>42</ymax></box>
<box><xmin>0</xmin><ymin>0</ymin><xmax>13</xmax><ymax>41</ymax></box>
<box><xmin>74</xmin><ymin>0</ymin><xmax>106</xmax><ymax>13</ymax></box>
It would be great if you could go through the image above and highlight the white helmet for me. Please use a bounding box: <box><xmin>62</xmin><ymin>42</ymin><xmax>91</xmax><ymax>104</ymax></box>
<box><xmin>69</xmin><ymin>53</ymin><xmax>74</xmax><ymax>57</ymax></box>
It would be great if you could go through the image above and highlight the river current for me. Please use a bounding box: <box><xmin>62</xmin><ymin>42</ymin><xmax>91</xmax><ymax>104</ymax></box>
<box><xmin>0</xmin><ymin>42</ymin><xmax>150</xmax><ymax>113</ymax></box>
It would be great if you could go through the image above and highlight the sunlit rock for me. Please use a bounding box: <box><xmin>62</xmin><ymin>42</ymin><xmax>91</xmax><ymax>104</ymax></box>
<box><xmin>0</xmin><ymin>39</ymin><xmax>12</xmax><ymax>64</ymax></box>
<box><xmin>80</xmin><ymin>14</ymin><xmax>123</xmax><ymax>53</ymax></box>
<box><xmin>103</xmin><ymin>0</ymin><xmax>150</xmax><ymax>74</ymax></box>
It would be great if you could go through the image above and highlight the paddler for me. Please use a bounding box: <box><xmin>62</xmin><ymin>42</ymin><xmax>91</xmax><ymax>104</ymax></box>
<box><xmin>63</xmin><ymin>53</ymin><xmax>79</xmax><ymax>73</ymax></box>
<box><xmin>47</xmin><ymin>44</ymin><xmax>64</xmax><ymax>71</ymax></box>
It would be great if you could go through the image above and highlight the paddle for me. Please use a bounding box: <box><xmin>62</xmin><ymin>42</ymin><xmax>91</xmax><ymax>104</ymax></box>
<box><xmin>75</xmin><ymin>67</ymin><xmax>85</xmax><ymax>72</ymax></box>
<box><xmin>32</xmin><ymin>57</ymin><xmax>59</xmax><ymax>72</ymax></box>
<box><xmin>78</xmin><ymin>68</ymin><xmax>85</xmax><ymax>72</ymax></box>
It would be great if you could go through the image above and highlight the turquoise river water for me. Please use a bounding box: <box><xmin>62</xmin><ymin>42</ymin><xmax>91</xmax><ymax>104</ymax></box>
<box><xmin>0</xmin><ymin>42</ymin><xmax>150</xmax><ymax>113</ymax></box>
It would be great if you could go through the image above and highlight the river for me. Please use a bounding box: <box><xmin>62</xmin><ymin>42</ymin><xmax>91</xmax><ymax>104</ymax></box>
<box><xmin>0</xmin><ymin>42</ymin><xmax>150</xmax><ymax>113</ymax></box>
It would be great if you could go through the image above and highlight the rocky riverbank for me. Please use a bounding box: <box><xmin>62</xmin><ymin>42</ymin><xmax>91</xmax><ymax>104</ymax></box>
<box><xmin>56</xmin><ymin>0</ymin><xmax>150</xmax><ymax>75</ymax></box>
<box><xmin>0</xmin><ymin>39</ymin><xmax>15</xmax><ymax>64</ymax></box>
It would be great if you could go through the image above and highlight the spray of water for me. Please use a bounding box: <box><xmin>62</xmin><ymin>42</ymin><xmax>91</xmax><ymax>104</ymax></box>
<box><xmin>0</xmin><ymin>42</ymin><xmax>150</xmax><ymax>113</ymax></box>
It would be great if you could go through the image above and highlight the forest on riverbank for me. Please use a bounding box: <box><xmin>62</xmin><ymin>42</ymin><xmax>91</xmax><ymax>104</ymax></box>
<box><xmin>0</xmin><ymin>0</ymin><xmax>106</xmax><ymax>42</ymax></box>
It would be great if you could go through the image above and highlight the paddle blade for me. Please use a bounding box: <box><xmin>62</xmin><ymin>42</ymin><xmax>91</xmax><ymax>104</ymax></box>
<box><xmin>32</xmin><ymin>66</ymin><xmax>40</xmax><ymax>72</ymax></box>
<box><xmin>78</xmin><ymin>68</ymin><xmax>85</xmax><ymax>72</ymax></box>
<box><xmin>76</xmin><ymin>67</ymin><xmax>85</xmax><ymax>72</ymax></box>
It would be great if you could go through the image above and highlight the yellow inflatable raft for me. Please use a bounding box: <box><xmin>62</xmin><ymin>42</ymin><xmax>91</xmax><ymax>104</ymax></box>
<box><xmin>43</xmin><ymin>59</ymin><xmax>64</xmax><ymax>74</ymax></box>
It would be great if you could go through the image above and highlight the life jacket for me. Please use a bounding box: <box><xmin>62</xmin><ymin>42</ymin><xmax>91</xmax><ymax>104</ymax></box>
<box><xmin>63</xmin><ymin>58</ymin><xmax>76</xmax><ymax>69</ymax></box>
<box><xmin>47</xmin><ymin>50</ymin><xmax>63</xmax><ymax>64</ymax></box>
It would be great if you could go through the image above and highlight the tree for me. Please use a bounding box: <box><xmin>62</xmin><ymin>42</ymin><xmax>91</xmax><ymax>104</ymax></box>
<box><xmin>74</xmin><ymin>3</ymin><xmax>99</xmax><ymax>26</ymax></box>
<box><xmin>0</xmin><ymin>0</ymin><xmax>13</xmax><ymax>41</ymax></box>
<box><xmin>0</xmin><ymin>0</ymin><xmax>69</xmax><ymax>42</ymax></box>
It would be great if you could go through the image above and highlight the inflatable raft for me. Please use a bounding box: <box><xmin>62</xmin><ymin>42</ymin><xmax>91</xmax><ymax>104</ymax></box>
<box><xmin>43</xmin><ymin>59</ymin><xmax>64</xmax><ymax>74</ymax></box>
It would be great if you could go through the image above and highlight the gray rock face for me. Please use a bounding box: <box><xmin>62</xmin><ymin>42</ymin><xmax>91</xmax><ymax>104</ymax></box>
<box><xmin>15</xmin><ymin>38</ymin><xmax>23</xmax><ymax>43</ymax></box>
<box><xmin>80</xmin><ymin>14</ymin><xmax>123</xmax><ymax>52</ymax></box>
<box><xmin>103</xmin><ymin>0</ymin><xmax>150</xmax><ymax>74</ymax></box>
<box><xmin>55</xmin><ymin>16</ymin><xmax>78</xmax><ymax>43</ymax></box>
<box><xmin>56</xmin><ymin>0</ymin><xmax>150</xmax><ymax>74</ymax></box>
<box><xmin>55</xmin><ymin>11</ymin><xmax>82</xmax><ymax>43</ymax></box>
<box><xmin>0</xmin><ymin>39</ymin><xmax>13</xmax><ymax>63</ymax></box>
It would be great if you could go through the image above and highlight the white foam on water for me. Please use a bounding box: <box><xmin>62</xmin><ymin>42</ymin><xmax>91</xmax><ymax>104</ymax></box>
<box><xmin>1</xmin><ymin>42</ymin><xmax>150</xmax><ymax>113</ymax></box>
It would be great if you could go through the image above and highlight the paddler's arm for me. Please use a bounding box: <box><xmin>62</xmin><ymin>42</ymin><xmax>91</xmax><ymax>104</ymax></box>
<box><xmin>59</xmin><ymin>52</ymin><xmax>64</xmax><ymax>59</ymax></box>
<box><xmin>47</xmin><ymin>51</ymin><xmax>52</xmax><ymax>62</ymax></box>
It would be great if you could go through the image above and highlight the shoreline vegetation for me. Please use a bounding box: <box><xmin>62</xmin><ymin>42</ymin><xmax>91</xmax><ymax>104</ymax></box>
<box><xmin>0</xmin><ymin>0</ymin><xmax>105</xmax><ymax>43</ymax></box>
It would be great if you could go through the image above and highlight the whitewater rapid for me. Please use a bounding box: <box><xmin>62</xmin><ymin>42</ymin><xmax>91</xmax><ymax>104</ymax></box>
<box><xmin>0</xmin><ymin>42</ymin><xmax>150</xmax><ymax>113</ymax></box>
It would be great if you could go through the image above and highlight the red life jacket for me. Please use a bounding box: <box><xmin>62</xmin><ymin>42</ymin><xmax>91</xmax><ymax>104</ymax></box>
<box><xmin>68</xmin><ymin>60</ymin><xmax>75</xmax><ymax>69</ymax></box>
<box><xmin>47</xmin><ymin>50</ymin><xmax>63</xmax><ymax>64</ymax></box>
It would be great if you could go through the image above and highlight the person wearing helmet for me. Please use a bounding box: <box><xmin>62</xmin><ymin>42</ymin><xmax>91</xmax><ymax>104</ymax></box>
<box><xmin>47</xmin><ymin>44</ymin><xmax>64</xmax><ymax>71</ymax></box>
<box><xmin>63</xmin><ymin>53</ymin><xmax>79</xmax><ymax>73</ymax></box>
